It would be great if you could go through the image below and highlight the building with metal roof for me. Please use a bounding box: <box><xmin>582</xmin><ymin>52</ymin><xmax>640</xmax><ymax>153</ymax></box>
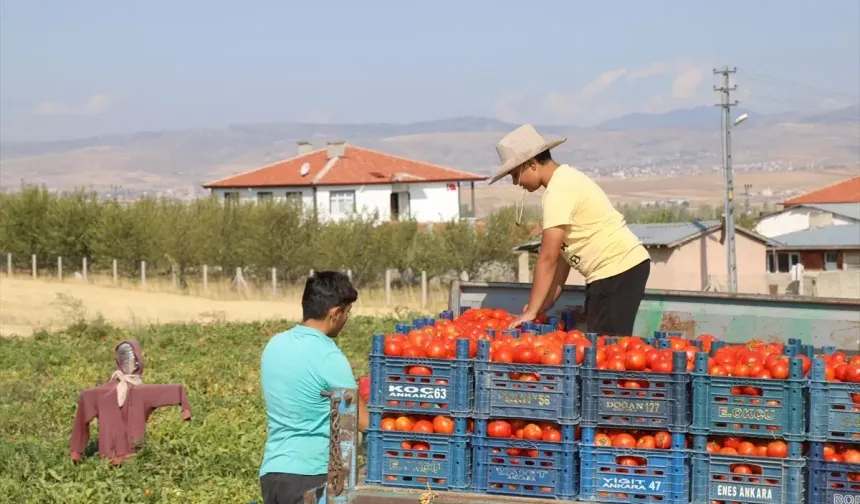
<box><xmin>755</xmin><ymin>202</ymin><xmax>860</xmax><ymax>239</ymax></box>
<box><xmin>514</xmin><ymin>220</ymin><xmax>772</xmax><ymax>294</ymax></box>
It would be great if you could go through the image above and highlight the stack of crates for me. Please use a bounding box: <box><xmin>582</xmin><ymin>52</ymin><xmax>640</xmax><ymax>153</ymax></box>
<box><xmin>365</xmin><ymin>316</ymin><xmax>474</xmax><ymax>491</ymax></box>
<box><xmin>690</xmin><ymin>342</ymin><xmax>807</xmax><ymax>504</ymax></box>
<box><xmin>471</xmin><ymin>325</ymin><xmax>581</xmax><ymax>500</ymax></box>
<box><xmin>579</xmin><ymin>334</ymin><xmax>692</xmax><ymax>504</ymax></box>
<box><xmin>807</xmin><ymin>351</ymin><xmax>860</xmax><ymax>504</ymax></box>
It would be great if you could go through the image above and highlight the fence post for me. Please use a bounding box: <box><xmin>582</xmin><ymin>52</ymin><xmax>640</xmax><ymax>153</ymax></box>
<box><xmin>84</xmin><ymin>257</ymin><xmax>89</xmax><ymax>282</ymax></box>
<box><xmin>271</xmin><ymin>268</ymin><xmax>277</xmax><ymax>295</ymax></box>
<box><xmin>141</xmin><ymin>261</ymin><xmax>146</xmax><ymax>287</ymax></box>
<box><xmin>347</xmin><ymin>269</ymin><xmax>353</xmax><ymax>282</ymax></box>
<box><xmin>421</xmin><ymin>270</ymin><xmax>428</xmax><ymax>308</ymax></box>
<box><xmin>385</xmin><ymin>269</ymin><xmax>392</xmax><ymax>306</ymax></box>
<box><xmin>309</xmin><ymin>269</ymin><xmax>314</xmax><ymax>277</ymax></box>
<box><xmin>6</xmin><ymin>253</ymin><xmax>11</xmax><ymax>277</ymax></box>
<box><xmin>172</xmin><ymin>266</ymin><xmax>177</xmax><ymax>289</ymax></box>
<box><xmin>58</xmin><ymin>256</ymin><xmax>63</xmax><ymax>281</ymax></box>
<box><xmin>32</xmin><ymin>254</ymin><xmax>37</xmax><ymax>278</ymax></box>
<box><xmin>203</xmin><ymin>265</ymin><xmax>208</xmax><ymax>292</ymax></box>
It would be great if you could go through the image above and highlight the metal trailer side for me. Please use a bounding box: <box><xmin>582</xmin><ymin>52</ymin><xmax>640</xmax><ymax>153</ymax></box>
<box><xmin>449</xmin><ymin>281</ymin><xmax>860</xmax><ymax>351</ymax></box>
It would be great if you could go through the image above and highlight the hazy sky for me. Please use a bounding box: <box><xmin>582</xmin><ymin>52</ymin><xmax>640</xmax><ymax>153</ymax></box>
<box><xmin>1</xmin><ymin>0</ymin><xmax>858</xmax><ymax>141</ymax></box>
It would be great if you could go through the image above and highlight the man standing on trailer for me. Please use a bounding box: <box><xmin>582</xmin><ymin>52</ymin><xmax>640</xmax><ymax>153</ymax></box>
<box><xmin>492</xmin><ymin>124</ymin><xmax>651</xmax><ymax>336</ymax></box>
<box><xmin>259</xmin><ymin>271</ymin><xmax>369</xmax><ymax>504</ymax></box>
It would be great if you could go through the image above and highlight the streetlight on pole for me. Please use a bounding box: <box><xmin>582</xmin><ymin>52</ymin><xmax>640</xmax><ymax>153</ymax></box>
<box><xmin>714</xmin><ymin>67</ymin><xmax>748</xmax><ymax>293</ymax></box>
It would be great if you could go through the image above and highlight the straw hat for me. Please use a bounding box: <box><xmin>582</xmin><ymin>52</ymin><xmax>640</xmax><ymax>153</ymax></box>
<box><xmin>489</xmin><ymin>124</ymin><xmax>567</xmax><ymax>184</ymax></box>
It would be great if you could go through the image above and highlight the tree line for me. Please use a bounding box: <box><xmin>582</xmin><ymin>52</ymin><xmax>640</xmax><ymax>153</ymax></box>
<box><xmin>0</xmin><ymin>184</ymin><xmax>759</xmax><ymax>287</ymax></box>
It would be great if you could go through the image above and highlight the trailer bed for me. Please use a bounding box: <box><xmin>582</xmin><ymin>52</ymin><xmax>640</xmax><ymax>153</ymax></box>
<box><xmin>354</xmin><ymin>485</ymin><xmax>582</xmax><ymax>504</ymax></box>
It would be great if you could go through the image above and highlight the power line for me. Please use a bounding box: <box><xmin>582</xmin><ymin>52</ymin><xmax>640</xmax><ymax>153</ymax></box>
<box><xmin>713</xmin><ymin>66</ymin><xmax>739</xmax><ymax>294</ymax></box>
<box><xmin>745</xmin><ymin>72</ymin><xmax>860</xmax><ymax>101</ymax></box>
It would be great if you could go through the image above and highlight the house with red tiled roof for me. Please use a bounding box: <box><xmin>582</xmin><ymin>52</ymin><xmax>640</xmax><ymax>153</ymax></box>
<box><xmin>755</xmin><ymin>175</ymin><xmax>860</xmax><ymax>240</ymax></box>
<box><xmin>781</xmin><ymin>175</ymin><xmax>860</xmax><ymax>206</ymax></box>
<box><xmin>203</xmin><ymin>141</ymin><xmax>487</xmax><ymax>223</ymax></box>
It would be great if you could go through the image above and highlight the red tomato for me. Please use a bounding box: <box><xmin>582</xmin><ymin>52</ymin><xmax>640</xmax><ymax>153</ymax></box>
<box><xmin>384</xmin><ymin>340</ymin><xmax>403</xmax><ymax>356</ymax></box>
<box><xmin>624</xmin><ymin>351</ymin><xmax>648</xmax><ymax>371</ymax></box>
<box><xmin>522</xmin><ymin>424</ymin><xmax>543</xmax><ymax>441</ymax></box>
<box><xmin>612</xmin><ymin>433</ymin><xmax>636</xmax><ymax>448</ymax></box>
<box><xmin>412</xmin><ymin>420</ymin><xmax>434</xmax><ymax>434</ymax></box>
<box><xmin>424</xmin><ymin>341</ymin><xmax>448</xmax><ymax>359</ymax></box>
<box><xmin>402</xmin><ymin>346</ymin><xmax>424</xmax><ymax>358</ymax></box>
<box><xmin>618</xmin><ymin>457</ymin><xmax>639</xmax><ymax>466</ymax></box>
<box><xmin>594</xmin><ymin>433</ymin><xmax>612</xmax><ymax>446</ymax></box>
<box><xmin>766</xmin><ymin>441</ymin><xmax>788</xmax><ymax>458</ymax></box>
<box><xmin>541</xmin><ymin>348</ymin><xmax>563</xmax><ymax>366</ymax></box>
<box><xmin>769</xmin><ymin>361</ymin><xmax>790</xmax><ymax>380</ymax></box>
<box><xmin>513</xmin><ymin>346</ymin><xmax>537</xmax><ymax>364</ymax></box>
<box><xmin>381</xmin><ymin>418</ymin><xmax>396</xmax><ymax>431</ymax></box>
<box><xmin>432</xmin><ymin>416</ymin><xmax>454</xmax><ymax>435</ymax></box>
<box><xmin>654</xmin><ymin>432</ymin><xmax>671</xmax><ymax>449</ymax></box>
<box><xmin>493</xmin><ymin>348</ymin><xmax>514</xmax><ymax>363</ymax></box>
<box><xmin>407</xmin><ymin>366</ymin><xmax>432</xmax><ymax>376</ymax></box>
<box><xmin>542</xmin><ymin>429</ymin><xmax>562</xmax><ymax>443</ymax></box>
<box><xmin>394</xmin><ymin>416</ymin><xmax>414</xmax><ymax>432</ymax></box>
<box><xmin>636</xmin><ymin>435</ymin><xmax>656</xmax><ymax>449</ymax></box>
<box><xmin>487</xmin><ymin>420</ymin><xmax>512</xmax><ymax>438</ymax></box>
<box><xmin>652</xmin><ymin>359</ymin><xmax>673</xmax><ymax>373</ymax></box>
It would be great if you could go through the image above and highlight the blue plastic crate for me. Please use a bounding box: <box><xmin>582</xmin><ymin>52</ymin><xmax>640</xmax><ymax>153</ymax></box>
<box><xmin>691</xmin><ymin>350</ymin><xmax>807</xmax><ymax>440</ymax></box>
<box><xmin>474</xmin><ymin>339</ymin><xmax>580</xmax><ymax>424</ymax></box>
<box><xmin>809</xmin><ymin>358</ymin><xmax>860</xmax><ymax>443</ymax></box>
<box><xmin>690</xmin><ymin>435</ymin><xmax>804</xmax><ymax>504</ymax></box>
<box><xmin>807</xmin><ymin>441</ymin><xmax>860</xmax><ymax>504</ymax></box>
<box><xmin>369</xmin><ymin>333</ymin><xmax>474</xmax><ymax>416</ymax></box>
<box><xmin>365</xmin><ymin>414</ymin><xmax>471</xmax><ymax>491</ymax></box>
<box><xmin>580</xmin><ymin>346</ymin><xmax>691</xmax><ymax>432</ymax></box>
<box><xmin>579</xmin><ymin>428</ymin><xmax>690</xmax><ymax>504</ymax></box>
<box><xmin>472</xmin><ymin>420</ymin><xmax>578</xmax><ymax>500</ymax></box>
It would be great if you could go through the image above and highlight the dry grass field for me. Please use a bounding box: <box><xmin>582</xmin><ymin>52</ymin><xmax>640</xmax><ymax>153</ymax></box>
<box><xmin>0</xmin><ymin>275</ymin><xmax>449</xmax><ymax>337</ymax></box>
<box><xmin>474</xmin><ymin>166</ymin><xmax>860</xmax><ymax>216</ymax></box>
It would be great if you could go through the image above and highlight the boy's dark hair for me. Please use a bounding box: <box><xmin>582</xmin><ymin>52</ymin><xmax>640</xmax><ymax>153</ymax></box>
<box><xmin>534</xmin><ymin>149</ymin><xmax>553</xmax><ymax>164</ymax></box>
<box><xmin>301</xmin><ymin>271</ymin><xmax>358</xmax><ymax>320</ymax></box>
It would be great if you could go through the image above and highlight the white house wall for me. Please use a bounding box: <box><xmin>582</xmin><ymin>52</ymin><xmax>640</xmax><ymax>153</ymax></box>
<box><xmin>754</xmin><ymin>207</ymin><xmax>855</xmax><ymax>238</ymax></box>
<box><xmin>210</xmin><ymin>182</ymin><xmax>461</xmax><ymax>223</ymax></box>
<box><xmin>408</xmin><ymin>182</ymin><xmax>461</xmax><ymax>222</ymax></box>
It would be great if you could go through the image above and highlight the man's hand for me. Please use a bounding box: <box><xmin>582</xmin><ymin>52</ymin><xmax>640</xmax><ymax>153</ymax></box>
<box><xmin>507</xmin><ymin>305</ymin><xmax>540</xmax><ymax>330</ymax></box>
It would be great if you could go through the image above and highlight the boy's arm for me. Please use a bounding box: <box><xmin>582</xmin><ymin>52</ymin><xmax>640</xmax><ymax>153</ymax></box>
<box><xmin>542</xmin><ymin>260</ymin><xmax>571</xmax><ymax>313</ymax></box>
<box><xmin>510</xmin><ymin>226</ymin><xmax>565</xmax><ymax>328</ymax></box>
<box><xmin>323</xmin><ymin>352</ymin><xmax>368</xmax><ymax>431</ymax></box>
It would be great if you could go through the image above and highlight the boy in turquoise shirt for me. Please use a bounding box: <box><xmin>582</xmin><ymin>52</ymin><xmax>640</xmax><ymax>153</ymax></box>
<box><xmin>259</xmin><ymin>271</ymin><xmax>368</xmax><ymax>504</ymax></box>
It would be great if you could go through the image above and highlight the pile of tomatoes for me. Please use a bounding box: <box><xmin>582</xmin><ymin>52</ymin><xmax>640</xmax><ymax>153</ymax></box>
<box><xmin>816</xmin><ymin>351</ymin><xmax>860</xmax><ymax>385</ymax></box>
<box><xmin>485</xmin><ymin>419</ymin><xmax>574</xmax><ymax>444</ymax></box>
<box><xmin>592</xmin><ymin>429</ymin><xmax>674</xmax><ymax>451</ymax></box>
<box><xmin>820</xmin><ymin>443</ymin><xmax>860</xmax><ymax>470</ymax></box>
<box><xmin>706</xmin><ymin>436</ymin><xmax>790</xmax><ymax>459</ymax></box>
<box><xmin>707</xmin><ymin>341</ymin><xmax>811</xmax><ymax>381</ymax></box>
<box><xmin>590</xmin><ymin>335</ymin><xmax>710</xmax><ymax>373</ymax></box>
<box><xmin>487</xmin><ymin>329</ymin><xmax>592</xmax><ymax>366</ymax></box>
<box><xmin>380</xmin><ymin>414</ymin><xmax>466</xmax><ymax>436</ymax></box>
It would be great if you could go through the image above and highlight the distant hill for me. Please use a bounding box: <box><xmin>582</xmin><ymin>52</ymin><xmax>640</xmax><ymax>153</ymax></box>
<box><xmin>595</xmin><ymin>106</ymin><xmax>765</xmax><ymax>131</ymax></box>
<box><xmin>0</xmin><ymin>106</ymin><xmax>858</xmax><ymax>193</ymax></box>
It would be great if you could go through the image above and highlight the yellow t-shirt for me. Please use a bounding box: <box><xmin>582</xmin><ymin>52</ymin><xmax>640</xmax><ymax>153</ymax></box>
<box><xmin>542</xmin><ymin>164</ymin><xmax>650</xmax><ymax>283</ymax></box>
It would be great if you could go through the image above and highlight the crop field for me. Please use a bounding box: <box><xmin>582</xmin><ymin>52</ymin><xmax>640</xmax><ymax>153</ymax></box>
<box><xmin>0</xmin><ymin>315</ymin><xmax>398</xmax><ymax>503</ymax></box>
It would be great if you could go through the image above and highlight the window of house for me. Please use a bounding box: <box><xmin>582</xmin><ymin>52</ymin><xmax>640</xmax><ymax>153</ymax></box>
<box><xmin>843</xmin><ymin>251</ymin><xmax>860</xmax><ymax>270</ymax></box>
<box><xmin>223</xmin><ymin>191</ymin><xmax>239</xmax><ymax>202</ymax></box>
<box><xmin>329</xmin><ymin>190</ymin><xmax>355</xmax><ymax>217</ymax></box>
<box><xmin>824</xmin><ymin>251</ymin><xmax>838</xmax><ymax>271</ymax></box>
<box><xmin>285</xmin><ymin>191</ymin><xmax>303</xmax><ymax>205</ymax></box>
<box><xmin>775</xmin><ymin>252</ymin><xmax>800</xmax><ymax>273</ymax></box>
<box><xmin>257</xmin><ymin>191</ymin><xmax>273</xmax><ymax>203</ymax></box>
<box><xmin>767</xmin><ymin>253</ymin><xmax>776</xmax><ymax>273</ymax></box>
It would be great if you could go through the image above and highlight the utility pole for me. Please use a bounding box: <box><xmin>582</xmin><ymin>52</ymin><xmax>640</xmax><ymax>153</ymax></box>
<box><xmin>714</xmin><ymin>66</ymin><xmax>739</xmax><ymax>293</ymax></box>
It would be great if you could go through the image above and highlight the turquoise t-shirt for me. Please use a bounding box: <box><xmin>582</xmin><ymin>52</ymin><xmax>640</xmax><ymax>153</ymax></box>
<box><xmin>259</xmin><ymin>325</ymin><xmax>357</xmax><ymax>477</ymax></box>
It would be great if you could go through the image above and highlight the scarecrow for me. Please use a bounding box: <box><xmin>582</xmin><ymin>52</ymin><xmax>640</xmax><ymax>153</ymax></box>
<box><xmin>70</xmin><ymin>339</ymin><xmax>191</xmax><ymax>465</ymax></box>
